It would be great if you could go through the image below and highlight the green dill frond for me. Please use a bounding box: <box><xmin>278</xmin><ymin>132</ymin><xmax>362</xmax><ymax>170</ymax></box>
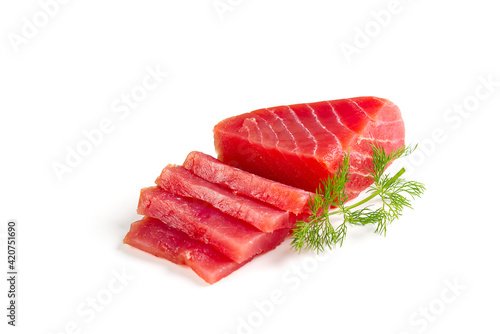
<box><xmin>368</xmin><ymin>144</ymin><xmax>418</xmax><ymax>184</ymax></box>
<box><xmin>291</xmin><ymin>144</ymin><xmax>425</xmax><ymax>253</ymax></box>
<box><xmin>345</xmin><ymin>207</ymin><xmax>385</xmax><ymax>226</ymax></box>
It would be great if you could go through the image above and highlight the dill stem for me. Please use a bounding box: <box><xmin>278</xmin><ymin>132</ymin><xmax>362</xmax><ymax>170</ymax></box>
<box><xmin>327</xmin><ymin>167</ymin><xmax>406</xmax><ymax>216</ymax></box>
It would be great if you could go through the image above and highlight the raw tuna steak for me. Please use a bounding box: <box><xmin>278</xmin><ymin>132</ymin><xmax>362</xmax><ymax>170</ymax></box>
<box><xmin>155</xmin><ymin>165</ymin><xmax>292</xmax><ymax>232</ymax></box>
<box><xmin>213</xmin><ymin>96</ymin><xmax>405</xmax><ymax>197</ymax></box>
<box><xmin>183</xmin><ymin>151</ymin><xmax>314</xmax><ymax>215</ymax></box>
<box><xmin>137</xmin><ymin>186</ymin><xmax>290</xmax><ymax>263</ymax></box>
<box><xmin>123</xmin><ymin>217</ymin><xmax>249</xmax><ymax>284</ymax></box>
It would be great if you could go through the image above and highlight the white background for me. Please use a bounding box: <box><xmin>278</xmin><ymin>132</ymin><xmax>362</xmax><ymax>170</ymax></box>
<box><xmin>1</xmin><ymin>1</ymin><xmax>499</xmax><ymax>333</ymax></box>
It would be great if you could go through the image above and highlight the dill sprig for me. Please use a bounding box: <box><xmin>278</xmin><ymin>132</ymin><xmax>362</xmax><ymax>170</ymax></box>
<box><xmin>291</xmin><ymin>144</ymin><xmax>425</xmax><ymax>253</ymax></box>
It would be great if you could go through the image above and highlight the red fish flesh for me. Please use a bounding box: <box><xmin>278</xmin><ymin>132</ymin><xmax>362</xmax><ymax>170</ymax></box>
<box><xmin>123</xmin><ymin>217</ymin><xmax>249</xmax><ymax>284</ymax></box>
<box><xmin>213</xmin><ymin>96</ymin><xmax>405</xmax><ymax>198</ymax></box>
<box><xmin>183</xmin><ymin>151</ymin><xmax>314</xmax><ymax>215</ymax></box>
<box><xmin>155</xmin><ymin>165</ymin><xmax>293</xmax><ymax>232</ymax></box>
<box><xmin>137</xmin><ymin>186</ymin><xmax>290</xmax><ymax>263</ymax></box>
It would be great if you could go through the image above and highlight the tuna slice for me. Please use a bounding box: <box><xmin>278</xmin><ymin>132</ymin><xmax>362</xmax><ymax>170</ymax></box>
<box><xmin>183</xmin><ymin>151</ymin><xmax>314</xmax><ymax>215</ymax></box>
<box><xmin>123</xmin><ymin>217</ymin><xmax>249</xmax><ymax>284</ymax></box>
<box><xmin>155</xmin><ymin>165</ymin><xmax>293</xmax><ymax>232</ymax></box>
<box><xmin>213</xmin><ymin>96</ymin><xmax>405</xmax><ymax>198</ymax></box>
<box><xmin>137</xmin><ymin>186</ymin><xmax>290</xmax><ymax>263</ymax></box>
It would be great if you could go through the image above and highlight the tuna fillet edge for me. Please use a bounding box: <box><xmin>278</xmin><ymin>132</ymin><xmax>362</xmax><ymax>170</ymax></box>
<box><xmin>213</xmin><ymin>96</ymin><xmax>405</xmax><ymax>198</ymax></box>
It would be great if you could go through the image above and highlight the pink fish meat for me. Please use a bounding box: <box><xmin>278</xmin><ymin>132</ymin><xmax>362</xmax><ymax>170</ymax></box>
<box><xmin>137</xmin><ymin>186</ymin><xmax>290</xmax><ymax>263</ymax></box>
<box><xmin>123</xmin><ymin>217</ymin><xmax>250</xmax><ymax>284</ymax></box>
<box><xmin>183</xmin><ymin>151</ymin><xmax>314</xmax><ymax>215</ymax></box>
<box><xmin>213</xmin><ymin>96</ymin><xmax>405</xmax><ymax>199</ymax></box>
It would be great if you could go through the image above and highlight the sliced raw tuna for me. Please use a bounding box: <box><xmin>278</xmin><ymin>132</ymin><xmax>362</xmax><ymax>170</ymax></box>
<box><xmin>214</xmin><ymin>96</ymin><xmax>405</xmax><ymax>198</ymax></box>
<box><xmin>137</xmin><ymin>186</ymin><xmax>290</xmax><ymax>263</ymax></box>
<box><xmin>155</xmin><ymin>165</ymin><xmax>292</xmax><ymax>232</ymax></box>
<box><xmin>183</xmin><ymin>151</ymin><xmax>314</xmax><ymax>215</ymax></box>
<box><xmin>123</xmin><ymin>217</ymin><xmax>249</xmax><ymax>284</ymax></box>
